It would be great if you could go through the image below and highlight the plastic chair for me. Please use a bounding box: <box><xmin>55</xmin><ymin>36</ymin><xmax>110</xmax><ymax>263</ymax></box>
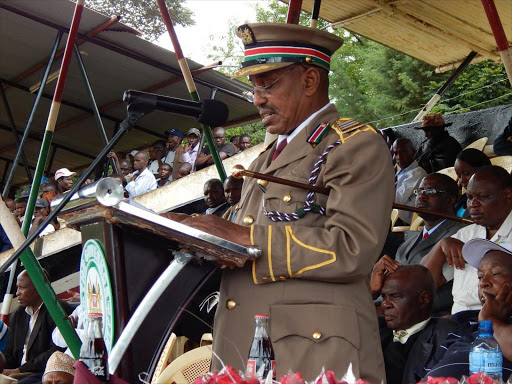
<box><xmin>491</xmin><ymin>156</ymin><xmax>512</xmax><ymax>173</ymax></box>
<box><xmin>392</xmin><ymin>212</ymin><xmax>420</xmax><ymax>233</ymax></box>
<box><xmin>390</xmin><ymin>209</ymin><xmax>399</xmax><ymax>228</ymax></box>
<box><xmin>464</xmin><ymin>137</ymin><xmax>488</xmax><ymax>151</ymax></box>
<box><xmin>483</xmin><ymin>144</ymin><xmax>496</xmax><ymax>158</ymax></box>
<box><xmin>155</xmin><ymin>345</ymin><xmax>212</xmax><ymax>384</ymax></box>
<box><xmin>200</xmin><ymin>333</ymin><xmax>212</xmax><ymax>347</ymax></box>
<box><xmin>410</xmin><ymin>215</ymin><xmax>424</xmax><ymax>232</ymax></box>
<box><xmin>151</xmin><ymin>333</ymin><xmax>177</xmax><ymax>383</ymax></box>
<box><xmin>436</xmin><ymin>167</ymin><xmax>458</xmax><ymax>181</ymax></box>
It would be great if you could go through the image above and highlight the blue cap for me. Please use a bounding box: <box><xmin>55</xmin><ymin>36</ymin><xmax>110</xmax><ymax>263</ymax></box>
<box><xmin>35</xmin><ymin>198</ymin><xmax>49</xmax><ymax>208</ymax></box>
<box><xmin>165</xmin><ymin>129</ymin><xmax>184</xmax><ymax>140</ymax></box>
<box><xmin>40</xmin><ymin>176</ymin><xmax>50</xmax><ymax>185</ymax></box>
<box><xmin>20</xmin><ymin>189</ymin><xmax>30</xmax><ymax>198</ymax></box>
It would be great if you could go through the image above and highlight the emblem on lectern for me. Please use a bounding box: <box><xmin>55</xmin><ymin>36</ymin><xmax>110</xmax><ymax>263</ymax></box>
<box><xmin>80</xmin><ymin>239</ymin><xmax>114</xmax><ymax>353</ymax></box>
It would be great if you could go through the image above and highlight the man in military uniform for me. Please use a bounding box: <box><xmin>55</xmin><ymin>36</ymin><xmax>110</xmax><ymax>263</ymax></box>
<box><xmin>179</xmin><ymin>23</ymin><xmax>394</xmax><ymax>382</ymax></box>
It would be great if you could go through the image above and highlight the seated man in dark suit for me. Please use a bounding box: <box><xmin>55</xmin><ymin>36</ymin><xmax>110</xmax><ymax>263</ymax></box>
<box><xmin>373</xmin><ymin>265</ymin><xmax>457</xmax><ymax>384</ymax></box>
<box><xmin>415</xmin><ymin>113</ymin><xmax>462</xmax><ymax>173</ymax></box>
<box><xmin>202</xmin><ymin>179</ymin><xmax>229</xmax><ymax>217</ymax></box>
<box><xmin>423</xmin><ymin>239</ymin><xmax>512</xmax><ymax>381</ymax></box>
<box><xmin>375</xmin><ymin>173</ymin><xmax>467</xmax><ymax>314</ymax></box>
<box><xmin>3</xmin><ymin>270</ymin><xmax>60</xmax><ymax>383</ymax></box>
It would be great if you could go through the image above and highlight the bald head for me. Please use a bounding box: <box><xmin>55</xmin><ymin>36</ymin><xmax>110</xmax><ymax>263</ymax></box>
<box><xmin>177</xmin><ymin>162</ymin><xmax>192</xmax><ymax>179</ymax></box>
<box><xmin>381</xmin><ymin>265</ymin><xmax>436</xmax><ymax>330</ymax></box>
<box><xmin>213</xmin><ymin>127</ymin><xmax>226</xmax><ymax>148</ymax></box>
<box><xmin>393</xmin><ymin>138</ymin><xmax>416</xmax><ymax>169</ymax></box>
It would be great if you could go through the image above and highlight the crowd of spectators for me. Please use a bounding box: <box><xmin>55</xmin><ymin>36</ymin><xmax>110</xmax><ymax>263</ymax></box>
<box><xmin>380</xmin><ymin>112</ymin><xmax>512</xmax><ymax>382</ymax></box>
<box><xmin>101</xmin><ymin>127</ymin><xmax>253</xmax><ymax>199</ymax></box>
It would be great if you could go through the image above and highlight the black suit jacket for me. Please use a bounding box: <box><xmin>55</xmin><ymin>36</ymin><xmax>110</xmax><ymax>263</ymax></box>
<box><xmin>4</xmin><ymin>304</ymin><xmax>59</xmax><ymax>373</ymax></box>
<box><xmin>380</xmin><ymin>317</ymin><xmax>458</xmax><ymax>384</ymax></box>
<box><xmin>415</xmin><ymin>132</ymin><xmax>462</xmax><ymax>173</ymax></box>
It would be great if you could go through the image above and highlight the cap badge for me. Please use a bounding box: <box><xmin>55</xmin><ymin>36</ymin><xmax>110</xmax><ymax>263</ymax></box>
<box><xmin>237</xmin><ymin>24</ymin><xmax>255</xmax><ymax>45</ymax></box>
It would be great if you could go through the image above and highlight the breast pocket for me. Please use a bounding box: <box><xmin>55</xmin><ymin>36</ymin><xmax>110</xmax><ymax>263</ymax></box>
<box><xmin>270</xmin><ymin>304</ymin><xmax>361</xmax><ymax>376</ymax></box>
<box><xmin>263</xmin><ymin>183</ymin><xmax>307</xmax><ymax>215</ymax></box>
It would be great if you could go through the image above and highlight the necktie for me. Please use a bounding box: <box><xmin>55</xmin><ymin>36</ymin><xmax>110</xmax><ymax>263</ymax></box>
<box><xmin>422</xmin><ymin>232</ymin><xmax>429</xmax><ymax>241</ymax></box>
<box><xmin>272</xmin><ymin>139</ymin><xmax>288</xmax><ymax>162</ymax></box>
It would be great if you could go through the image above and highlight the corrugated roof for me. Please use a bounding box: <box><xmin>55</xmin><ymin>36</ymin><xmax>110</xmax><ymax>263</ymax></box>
<box><xmin>283</xmin><ymin>0</ymin><xmax>511</xmax><ymax>71</ymax></box>
<box><xmin>0</xmin><ymin>0</ymin><xmax>257</xmax><ymax>189</ymax></box>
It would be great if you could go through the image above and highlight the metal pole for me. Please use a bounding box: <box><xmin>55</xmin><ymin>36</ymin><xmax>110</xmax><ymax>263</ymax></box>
<box><xmin>73</xmin><ymin>44</ymin><xmax>109</xmax><ymax>146</ymax></box>
<box><xmin>1</xmin><ymin>161</ymin><xmax>10</xmax><ymax>189</ymax></box>
<box><xmin>0</xmin><ymin>83</ymin><xmax>32</xmax><ymax>181</ymax></box>
<box><xmin>156</xmin><ymin>0</ymin><xmax>227</xmax><ymax>181</ymax></box>
<box><xmin>45</xmin><ymin>146</ymin><xmax>58</xmax><ymax>177</ymax></box>
<box><xmin>481</xmin><ymin>0</ymin><xmax>512</xmax><ymax>87</ymax></box>
<box><xmin>2</xmin><ymin>31</ymin><xmax>63</xmax><ymax>198</ymax></box>
<box><xmin>413</xmin><ymin>51</ymin><xmax>477</xmax><ymax>122</ymax></box>
<box><xmin>287</xmin><ymin>0</ymin><xmax>303</xmax><ymax>24</ymax></box>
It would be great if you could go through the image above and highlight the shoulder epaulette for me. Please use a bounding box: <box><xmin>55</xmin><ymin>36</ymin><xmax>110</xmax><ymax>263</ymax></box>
<box><xmin>331</xmin><ymin>118</ymin><xmax>376</xmax><ymax>143</ymax></box>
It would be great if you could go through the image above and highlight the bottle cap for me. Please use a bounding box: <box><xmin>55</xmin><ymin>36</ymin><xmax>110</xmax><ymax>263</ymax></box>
<box><xmin>479</xmin><ymin>320</ymin><xmax>493</xmax><ymax>331</ymax></box>
<box><xmin>254</xmin><ymin>314</ymin><xmax>269</xmax><ymax>319</ymax></box>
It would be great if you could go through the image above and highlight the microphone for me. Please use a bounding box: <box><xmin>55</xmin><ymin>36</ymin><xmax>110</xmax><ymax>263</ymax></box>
<box><xmin>123</xmin><ymin>90</ymin><xmax>229</xmax><ymax>127</ymax></box>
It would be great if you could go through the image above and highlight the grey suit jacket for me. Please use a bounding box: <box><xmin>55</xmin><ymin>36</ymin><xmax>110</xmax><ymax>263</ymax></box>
<box><xmin>395</xmin><ymin>220</ymin><xmax>467</xmax><ymax>265</ymax></box>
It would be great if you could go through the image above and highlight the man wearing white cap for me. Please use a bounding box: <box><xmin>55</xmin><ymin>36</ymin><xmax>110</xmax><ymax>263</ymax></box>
<box><xmin>53</xmin><ymin>168</ymin><xmax>75</xmax><ymax>196</ymax></box>
<box><xmin>42</xmin><ymin>351</ymin><xmax>74</xmax><ymax>384</ymax></box>
<box><xmin>175</xmin><ymin>22</ymin><xmax>394</xmax><ymax>382</ymax></box>
<box><xmin>422</xmin><ymin>238</ymin><xmax>512</xmax><ymax>381</ymax></box>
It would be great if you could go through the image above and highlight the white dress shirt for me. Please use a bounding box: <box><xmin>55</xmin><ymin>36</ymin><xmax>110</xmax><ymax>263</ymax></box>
<box><xmin>275</xmin><ymin>102</ymin><xmax>332</xmax><ymax>147</ymax></box>
<box><xmin>182</xmin><ymin>143</ymin><xmax>200</xmax><ymax>168</ymax></box>
<box><xmin>125</xmin><ymin>168</ymin><xmax>157</xmax><ymax>198</ymax></box>
<box><xmin>449</xmin><ymin>209</ymin><xmax>512</xmax><ymax>314</ymax></box>
<box><xmin>21</xmin><ymin>303</ymin><xmax>43</xmax><ymax>365</ymax></box>
<box><xmin>395</xmin><ymin>161</ymin><xmax>427</xmax><ymax>224</ymax></box>
<box><xmin>393</xmin><ymin>318</ymin><xmax>431</xmax><ymax>344</ymax></box>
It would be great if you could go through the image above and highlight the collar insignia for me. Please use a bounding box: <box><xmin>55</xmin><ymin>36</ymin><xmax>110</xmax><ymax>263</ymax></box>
<box><xmin>307</xmin><ymin>122</ymin><xmax>330</xmax><ymax>148</ymax></box>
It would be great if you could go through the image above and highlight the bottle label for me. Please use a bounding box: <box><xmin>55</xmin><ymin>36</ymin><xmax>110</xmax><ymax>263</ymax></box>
<box><xmin>469</xmin><ymin>351</ymin><xmax>503</xmax><ymax>374</ymax></box>
<box><xmin>245</xmin><ymin>359</ymin><xmax>276</xmax><ymax>379</ymax></box>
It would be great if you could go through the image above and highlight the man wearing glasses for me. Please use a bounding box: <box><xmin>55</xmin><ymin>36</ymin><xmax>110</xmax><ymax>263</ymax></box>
<box><xmin>177</xmin><ymin>23</ymin><xmax>394</xmax><ymax>381</ymax></box>
<box><xmin>421</xmin><ymin>165</ymin><xmax>512</xmax><ymax>314</ymax></box>
<box><xmin>373</xmin><ymin>174</ymin><xmax>466</xmax><ymax>315</ymax></box>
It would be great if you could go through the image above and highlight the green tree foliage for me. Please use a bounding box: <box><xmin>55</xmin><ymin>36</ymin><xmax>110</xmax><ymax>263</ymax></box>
<box><xmin>216</xmin><ymin>0</ymin><xmax>512</xmax><ymax>135</ymax></box>
<box><xmin>81</xmin><ymin>0</ymin><xmax>194</xmax><ymax>41</ymax></box>
<box><xmin>427</xmin><ymin>61</ymin><xmax>512</xmax><ymax>115</ymax></box>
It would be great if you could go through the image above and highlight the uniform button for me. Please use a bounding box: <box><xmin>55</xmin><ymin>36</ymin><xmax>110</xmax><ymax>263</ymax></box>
<box><xmin>279</xmin><ymin>275</ymin><xmax>286</xmax><ymax>281</ymax></box>
<box><xmin>261</xmin><ymin>276</ymin><xmax>269</xmax><ymax>282</ymax></box>
<box><xmin>226</xmin><ymin>299</ymin><xmax>236</xmax><ymax>310</ymax></box>
<box><xmin>243</xmin><ymin>215</ymin><xmax>254</xmax><ymax>225</ymax></box>
<box><xmin>312</xmin><ymin>331</ymin><xmax>322</xmax><ymax>340</ymax></box>
<box><xmin>257</xmin><ymin>179</ymin><xmax>269</xmax><ymax>188</ymax></box>
<box><xmin>283</xmin><ymin>194</ymin><xmax>292</xmax><ymax>203</ymax></box>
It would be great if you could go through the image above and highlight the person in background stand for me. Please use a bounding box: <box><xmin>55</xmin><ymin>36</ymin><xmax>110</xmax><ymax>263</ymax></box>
<box><xmin>181</xmin><ymin>128</ymin><xmax>201</xmax><ymax>170</ymax></box>
<box><xmin>453</xmin><ymin>148</ymin><xmax>491</xmax><ymax>218</ymax></box>
<box><xmin>176</xmin><ymin>163</ymin><xmax>192</xmax><ymax>179</ymax></box>
<box><xmin>393</xmin><ymin>138</ymin><xmax>427</xmax><ymax>225</ymax></box>
<box><xmin>203</xmin><ymin>179</ymin><xmax>229</xmax><ymax>217</ymax></box>
<box><xmin>230</xmin><ymin>135</ymin><xmax>241</xmax><ymax>154</ymax></box>
<box><xmin>493</xmin><ymin>115</ymin><xmax>512</xmax><ymax>156</ymax></box>
<box><xmin>157</xmin><ymin>164</ymin><xmax>172</xmax><ymax>188</ymax></box>
<box><xmin>415</xmin><ymin>114</ymin><xmax>462</xmax><ymax>173</ymax></box>
<box><xmin>195</xmin><ymin>127</ymin><xmax>235</xmax><ymax>170</ymax></box>
<box><xmin>239</xmin><ymin>134</ymin><xmax>252</xmax><ymax>151</ymax></box>
<box><xmin>125</xmin><ymin>151</ymin><xmax>157</xmax><ymax>199</ymax></box>
<box><xmin>164</xmin><ymin>129</ymin><xmax>184</xmax><ymax>181</ymax></box>
<box><xmin>222</xmin><ymin>176</ymin><xmax>244</xmax><ymax>222</ymax></box>
<box><xmin>54</xmin><ymin>168</ymin><xmax>75</xmax><ymax>196</ymax></box>
<box><xmin>148</xmin><ymin>140</ymin><xmax>167</xmax><ymax>176</ymax></box>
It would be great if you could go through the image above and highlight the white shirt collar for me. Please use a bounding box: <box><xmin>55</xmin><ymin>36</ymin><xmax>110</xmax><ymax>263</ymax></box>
<box><xmin>423</xmin><ymin>219</ymin><xmax>446</xmax><ymax>237</ymax></box>
<box><xmin>276</xmin><ymin>103</ymin><xmax>332</xmax><ymax>146</ymax></box>
<box><xmin>393</xmin><ymin>318</ymin><xmax>430</xmax><ymax>344</ymax></box>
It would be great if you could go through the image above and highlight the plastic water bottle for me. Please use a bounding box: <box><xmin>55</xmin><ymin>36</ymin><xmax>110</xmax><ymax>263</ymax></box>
<box><xmin>469</xmin><ymin>320</ymin><xmax>502</xmax><ymax>381</ymax></box>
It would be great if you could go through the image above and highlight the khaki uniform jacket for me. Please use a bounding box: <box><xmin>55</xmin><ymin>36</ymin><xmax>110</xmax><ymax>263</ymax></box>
<box><xmin>212</xmin><ymin>105</ymin><xmax>395</xmax><ymax>383</ymax></box>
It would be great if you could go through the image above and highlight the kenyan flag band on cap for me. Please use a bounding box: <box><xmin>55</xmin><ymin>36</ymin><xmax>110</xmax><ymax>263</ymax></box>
<box><xmin>232</xmin><ymin>23</ymin><xmax>344</xmax><ymax>79</ymax></box>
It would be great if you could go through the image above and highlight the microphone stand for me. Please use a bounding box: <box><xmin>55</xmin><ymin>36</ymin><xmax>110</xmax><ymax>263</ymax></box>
<box><xmin>0</xmin><ymin>96</ymin><xmax>155</xmax><ymax>275</ymax></box>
